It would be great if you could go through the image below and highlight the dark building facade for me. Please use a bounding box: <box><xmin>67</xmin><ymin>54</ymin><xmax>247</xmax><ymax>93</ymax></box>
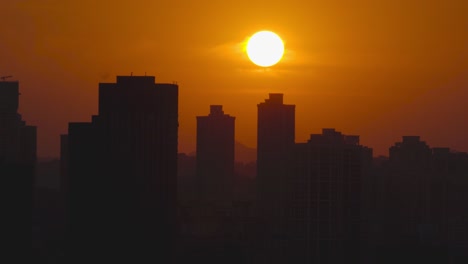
<box><xmin>374</xmin><ymin>136</ymin><xmax>468</xmax><ymax>263</ymax></box>
<box><xmin>289</xmin><ymin>129</ymin><xmax>372</xmax><ymax>264</ymax></box>
<box><xmin>255</xmin><ymin>94</ymin><xmax>372</xmax><ymax>264</ymax></box>
<box><xmin>64</xmin><ymin>76</ymin><xmax>178</xmax><ymax>263</ymax></box>
<box><xmin>255</xmin><ymin>93</ymin><xmax>295</xmax><ymax>263</ymax></box>
<box><xmin>0</xmin><ymin>81</ymin><xmax>36</xmax><ymax>164</ymax></box>
<box><xmin>0</xmin><ymin>80</ymin><xmax>37</xmax><ymax>261</ymax></box>
<box><xmin>256</xmin><ymin>93</ymin><xmax>295</xmax><ymax>215</ymax></box>
<box><xmin>380</xmin><ymin>136</ymin><xmax>437</xmax><ymax>260</ymax></box>
<box><xmin>441</xmin><ymin>151</ymin><xmax>468</xmax><ymax>263</ymax></box>
<box><xmin>196</xmin><ymin>105</ymin><xmax>235</xmax><ymax>204</ymax></box>
<box><xmin>386</xmin><ymin>136</ymin><xmax>433</xmax><ymax>242</ymax></box>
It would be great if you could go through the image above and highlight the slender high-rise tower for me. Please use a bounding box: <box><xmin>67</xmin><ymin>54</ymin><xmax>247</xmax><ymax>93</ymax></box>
<box><xmin>257</xmin><ymin>93</ymin><xmax>295</xmax><ymax>216</ymax></box>
<box><xmin>196</xmin><ymin>105</ymin><xmax>235</xmax><ymax>204</ymax></box>
<box><xmin>256</xmin><ymin>93</ymin><xmax>295</xmax><ymax>263</ymax></box>
<box><xmin>0</xmin><ymin>80</ymin><xmax>36</xmax><ymax>262</ymax></box>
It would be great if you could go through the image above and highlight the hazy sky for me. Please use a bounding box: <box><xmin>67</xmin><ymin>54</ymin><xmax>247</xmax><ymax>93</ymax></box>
<box><xmin>1</xmin><ymin>0</ymin><xmax>467</xmax><ymax>157</ymax></box>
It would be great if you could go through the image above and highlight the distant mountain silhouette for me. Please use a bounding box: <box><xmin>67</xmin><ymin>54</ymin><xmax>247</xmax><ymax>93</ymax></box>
<box><xmin>235</xmin><ymin>141</ymin><xmax>256</xmax><ymax>163</ymax></box>
<box><xmin>187</xmin><ymin>141</ymin><xmax>256</xmax><ymax>163</ymax></box>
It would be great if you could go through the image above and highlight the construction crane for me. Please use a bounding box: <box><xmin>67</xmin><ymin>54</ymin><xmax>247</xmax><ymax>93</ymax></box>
<box><xmin>1</xmin><ymin>75</ymin><xmax>13</xmax><ymax>81</ymax></box>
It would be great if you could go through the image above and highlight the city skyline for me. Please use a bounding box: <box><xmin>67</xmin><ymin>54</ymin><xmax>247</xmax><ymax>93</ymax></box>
<box><xmin>2</xmin><ymin>73</ymin><xmax>467</xmax><ymax>159</ymax></box>
<box><xmin>2</xmin><ymin>1</ymin><xmax>468</xmax><ymax>263</ymax></box>
<box><xmin>2</xmin><ymin>74</ymin><xmax>467</xmax><ymax>263</ymax></box>
<box><xmin>2</xmin><ymin>0</ymin><xmax>467</xmax><ymax>158</ymax></box>
<box><xmin>3</xmin><ymin>73</ymin><xmax>468</xmax><ymax>159</ymax></box>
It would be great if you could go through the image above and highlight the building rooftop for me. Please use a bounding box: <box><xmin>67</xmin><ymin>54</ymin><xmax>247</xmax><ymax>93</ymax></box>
<box><xmin>264</xmin><ymin>93</ymin><xmax>283</xmax><ymax>104</ymax></box>
<box><xmin>210</xmin><ymin>105</ymin><xmax>224</xmax><ymax>116</ymax></box>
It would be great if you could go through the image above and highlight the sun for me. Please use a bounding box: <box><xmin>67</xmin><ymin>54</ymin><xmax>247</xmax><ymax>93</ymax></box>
<box><xmin>246</xmin><ymin>31</ymin><xmax>284</xmax><ymax>67</ymax></box>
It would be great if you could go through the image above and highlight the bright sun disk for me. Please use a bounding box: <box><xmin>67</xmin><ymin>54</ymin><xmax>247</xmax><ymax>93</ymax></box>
<box><xmin>246</xmin><ymin>31</ymin><xmax>284</xmax><ymax>67</ymax></box>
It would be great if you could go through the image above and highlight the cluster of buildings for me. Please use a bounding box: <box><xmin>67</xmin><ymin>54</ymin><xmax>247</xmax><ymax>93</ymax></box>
<box><xmin>1</xmin><ymin>76</ymin><xmax>468</xmax><ymax>263</ymax></box>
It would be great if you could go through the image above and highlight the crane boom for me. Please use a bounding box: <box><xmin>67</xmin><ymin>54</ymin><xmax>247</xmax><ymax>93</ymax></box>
<box><xmin>1</xmin><ymin>75</ymin><xmax>13</xmax><ymax>81</ymax></box>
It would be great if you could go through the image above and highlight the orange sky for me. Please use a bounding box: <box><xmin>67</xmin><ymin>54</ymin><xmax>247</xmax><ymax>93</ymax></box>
<box><xmin>1</xmin><ymin>0</ymin><xmax>467</xmax><ymax>158</ymax></box>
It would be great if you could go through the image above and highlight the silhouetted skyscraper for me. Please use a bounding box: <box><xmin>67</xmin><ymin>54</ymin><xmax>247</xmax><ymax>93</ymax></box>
<box><xmin>64</xmin><ymin>76</ymin><xmax>178</xmax><ymax>263</ymax></box>
<box><xmin>385</xmin><ymin>136</ymin><xmax>432</xmax><ymax>243</ymax></box>
<box><xmin>0</xmin><ymin>80</ymin><xmax>36</xmax><ymax>261</ymax></box>
<box><xmin>257</xmin><ymin>93</ymin><xmax>295</xmax><ymax>214</ymax></box>
<box><xmin>438</xmin><ymin>150</ymin><xmax>468</xmax><ymax>263</ymax></box>
<box><xmin>0</xmin><ymin>81</ymin><xmax>36</xmax><ymax>164</ymax></box>
<box><xmin>290</xmin><ymin>129</ymin><xmax>372</xmax><ymax>264</ymax></box>
<box><xmin>196</xmin><ymin>105</ymin><xmax>235</xmax><ymax>203</ymax></box>
<box><xmin>256</xmin><ymin>93</ymin><xmax>295</xmax><ymax>263</ymax></box>
<box><xmin>377</xmin><ymin>136</ymin><xmax>452</xmax><ymax>263</ymax></box>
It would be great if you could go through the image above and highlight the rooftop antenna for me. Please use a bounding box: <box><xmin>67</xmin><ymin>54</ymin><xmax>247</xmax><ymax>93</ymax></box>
<box><xmin>1</xmin><ymin>75</ymin><xmax>13</xmax><ymax>81</ymax></box>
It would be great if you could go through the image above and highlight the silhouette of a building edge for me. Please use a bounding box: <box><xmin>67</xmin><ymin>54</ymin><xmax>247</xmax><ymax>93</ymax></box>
<box><xmin>196</xmin><ymin>105</ymin><xmax>235</xmax><ymax>204</ymax></box>
<box><xmin>255</xmin><ymin>94</ymin><xmax>373</xmax><ymax>264</ymax></box>
<box><xmin>0</xmin><ymin>80</ymin><xmax>37</xmax><ymax>261</ymax></box>
<box><xmin>62</xmin><ymin>76</ymin><xmax>178</xmax><ymax>263</ymax></box>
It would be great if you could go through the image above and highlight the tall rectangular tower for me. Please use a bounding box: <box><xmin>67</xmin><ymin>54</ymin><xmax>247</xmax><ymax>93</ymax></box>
<box><xmin>0</xmin><ymin>80</ymin><xmax>36</xmax><ymax>262</ymax></box>
<box><xmin>0</xmin><ymin>81</ymin><xmax>21</xmax><ymax>161</ymax></box>
<box><xmin>255</xmin><ymin>93</ymin><xmax>295</xmax><ymax>264</ymax></box>
<box><xmin>290</xmin><ymin>129</ymin><xmax>372</xmax><ymax>264</ymax></box>
<box><xmin>257</xmin><ymin>93</ymin><xmax>295</xmax><ymax>215</ymax></box>
<box><xmin>196</xmin><ymin>105</ymin><xmax>235</xmax><ymax>203</ymax></box>
<box><xmin>65</xmin><ymin>76</ymin><xmax>178</xmax><ymax>263</ymax></box>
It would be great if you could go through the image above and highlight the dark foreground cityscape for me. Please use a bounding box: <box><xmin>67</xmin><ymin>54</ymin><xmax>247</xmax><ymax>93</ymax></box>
<box><xmin>1</xmin><ymin>76</ymin><xmax>468</xmax><ymax>263</ymax></box>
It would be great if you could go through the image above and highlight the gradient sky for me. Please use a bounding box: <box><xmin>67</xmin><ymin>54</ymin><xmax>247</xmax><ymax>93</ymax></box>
<box><xmin>1</xmin><ymin>0</ymin><xmax>467</xmax><ymax>158</ymax></box>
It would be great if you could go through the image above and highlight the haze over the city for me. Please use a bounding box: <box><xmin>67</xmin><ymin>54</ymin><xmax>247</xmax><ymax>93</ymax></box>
<box><xmin>1</xmin><ymin>0</ymin><xmax>467</xmax><ymax>158</ymax></box>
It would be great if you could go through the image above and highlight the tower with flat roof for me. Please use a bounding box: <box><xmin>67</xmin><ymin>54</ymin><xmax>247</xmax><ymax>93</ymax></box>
<box><xmin>196</xmin><ymin>105</ymin><xmax>235</xmax><ymax>204</ymax></box>
<box><xmin>257</xmin><ymin>93</ymin><xmax>295</xmax><ymax>215</ymax></box>
<box><xmin>255</xmin><ymin>93</ymin><xmax>295</xmax><ymax>263</ymax></box>
<box><xmin>290</xmin><ymin>129</ymin><xmax>372</xmax><ymax>264</ymax></box>
<box><xmin>65</xmin><ymin>75</ymin><xmax>178</xmax><ymax>263</ymax></box>
<box><xmin>0</xmin><ymin>80</ymin><xmax>36</xmax><ymax>262</ymax></box>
